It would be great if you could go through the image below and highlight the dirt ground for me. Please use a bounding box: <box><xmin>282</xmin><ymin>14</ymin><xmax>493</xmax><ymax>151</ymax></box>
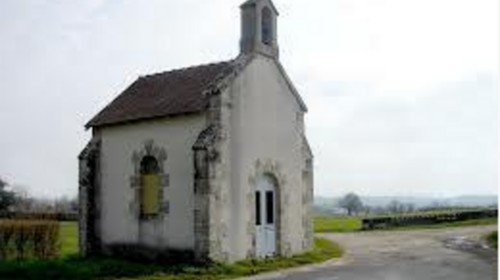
<box><xmin>244</xmin><ymin>225</ymin><xmax>498</xmax><ymax>280</ymax></box>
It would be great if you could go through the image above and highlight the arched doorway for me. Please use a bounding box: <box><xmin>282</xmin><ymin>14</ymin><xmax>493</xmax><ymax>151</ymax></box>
<box><xmin>255</xmin><ymin>174</ymin><xmax>277</xmax><ymax>257</ymax></box>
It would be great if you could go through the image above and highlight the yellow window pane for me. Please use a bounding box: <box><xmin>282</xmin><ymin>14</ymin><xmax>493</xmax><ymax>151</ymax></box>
<box><xmin>141</xmin><ymin>174</ymin><xmax>160</xmax><ymax>215</ymax></box>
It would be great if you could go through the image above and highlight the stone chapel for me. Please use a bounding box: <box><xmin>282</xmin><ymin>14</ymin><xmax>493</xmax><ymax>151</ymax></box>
<box><xmin>79</xmin><ymin>0</ymin><xmax>314</xmax><ymax>263</ymax></box>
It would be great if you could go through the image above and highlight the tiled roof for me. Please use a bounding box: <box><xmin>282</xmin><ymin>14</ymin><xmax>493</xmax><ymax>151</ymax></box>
<box><xmin>86</xmin><ymin>60</ymin><xmax>235</xmax><ymax>128</ymax></box>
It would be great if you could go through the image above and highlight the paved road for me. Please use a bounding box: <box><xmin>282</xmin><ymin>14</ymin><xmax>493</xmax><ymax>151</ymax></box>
<box><xmin>245</xmin><ymin>225</ymin><xmax>498</xmax><ymax>280</ymax></box>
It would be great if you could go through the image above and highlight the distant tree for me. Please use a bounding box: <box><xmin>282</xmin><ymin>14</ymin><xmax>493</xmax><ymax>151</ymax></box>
<box><xmin>370</xmin><ymin>206</ymin><xmax>387</xmax><ymax>215</ymax></box>
<box><xmin>0</xmin><ymin>177</ymin><xmax>16</xmax><ymax>212</ymax></box>
<box><xmin>404</xmin><ymin>203</ymin><xmax>416</xmax><ymax>213</ymax></box>
<box><xmin>387</xmin><ymin>200</ymin><xmax>404</xmax><ymax>214</ymax></box>
<box><xmin>362</xmin><ymin>205</ymin><xmax>372</xmax><ymax>216</ymax></box>
<box><xmin>54</xmin><ymin>196</ymin><xmax>78</xmax><ymax>213</ymax></box>
<box><xmin>9</xmin><ymin>184</ymin><xmax>35</xmax><ymax>212</ymax></box>
<box><xmin>338</xmin><ymin>193</ymin><xmax>363</xmax><ymax>216</ymax></box>
<box><xmin>429</xmin><ymin>201</ymin><xmax>447</xmax><ymax>210</ymax></box>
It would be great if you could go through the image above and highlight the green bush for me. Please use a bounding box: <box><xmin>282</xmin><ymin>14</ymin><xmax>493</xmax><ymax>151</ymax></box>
<box><xmin>0</xmin><ymin>220</ymin><xmax>60</xmax><ymax>260</ymax></box>
<box><xmin>486</xmin><ymin>231</ymin><xmax>497</xmax><ymax>249</ymax></box>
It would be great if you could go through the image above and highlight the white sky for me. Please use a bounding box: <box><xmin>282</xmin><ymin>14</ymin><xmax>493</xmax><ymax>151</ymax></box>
<box><xmin>0</xmin><ymin>0</ymin><xmax>498</xmax><ymax>198</ymax></box>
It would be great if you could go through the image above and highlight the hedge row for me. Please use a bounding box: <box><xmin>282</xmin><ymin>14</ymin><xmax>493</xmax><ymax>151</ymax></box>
<box><xmin>362</xmin><ymin>208</ymin><xmax>498</xmax><ymax>230</ymax></box>
<box><xmin>0</xmin><ymin>212</ymin><xmax>77</xmax><ymax>221</ymax></box>
<box><xmin>0</xmin><ymin>220</ymin><xmax>60</xmax><ymax>260</ymax></box>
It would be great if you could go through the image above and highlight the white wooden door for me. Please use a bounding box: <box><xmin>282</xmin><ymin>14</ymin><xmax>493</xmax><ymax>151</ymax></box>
<box><xmin>255</xmin><ymin>176</ymin><xmax>277</xmax><ymax>257</ymax></box>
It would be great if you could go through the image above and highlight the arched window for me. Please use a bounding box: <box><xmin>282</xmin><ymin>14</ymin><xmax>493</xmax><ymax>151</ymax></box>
<box><xmin>140</xmin><ymin>156</ymin><xmax>160</xmax><ymax>217</ymax></box>
<box><xmin>261</xmin><ymin>7</ymin><xmax>272</xmax><ymax>45</ymax></box>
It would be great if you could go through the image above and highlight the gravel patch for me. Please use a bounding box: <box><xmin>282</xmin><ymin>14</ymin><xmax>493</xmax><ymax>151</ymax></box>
<box><xmin>243</xmin><ymin>225</ymin><xmax>498</xmax><ymax>280</ymax></box>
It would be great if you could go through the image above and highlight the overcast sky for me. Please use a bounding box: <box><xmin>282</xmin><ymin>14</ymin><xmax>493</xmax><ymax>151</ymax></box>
<box><xmin>0</xmin><ymin>0</ymin><xmax>497</xmax><ymax>198</ymax></box>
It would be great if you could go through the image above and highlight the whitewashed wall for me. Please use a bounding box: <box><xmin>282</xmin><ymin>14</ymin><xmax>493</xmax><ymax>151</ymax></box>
<box><xmin>227</xmin><ymin>54</ymin><xmax>307</xmax><ymax>261</ymax></box>
<box><xmin>97</xmin><ymin>114</ymin><xmax>206</xmax><ymax>250</ymax></box>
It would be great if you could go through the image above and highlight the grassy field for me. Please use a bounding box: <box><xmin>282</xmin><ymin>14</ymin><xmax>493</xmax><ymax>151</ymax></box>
<box><xmin>314</xmin><ymin>216</ymin><xmax>362</xmax><ymax>232</ymax></box>
<box><xmin>0</xmin><ymin>222</ymin><xmax>342</xmax><ymax>280</ymax></box>
<box><xmin>60</xmin><ymin>222</ymin><xmax>78</xmax><ymax>256</ymax></box>
<box><xmin>314</xmin><ymin>216</ymin><xmax>498</xmax><ymax>233</ymax></box>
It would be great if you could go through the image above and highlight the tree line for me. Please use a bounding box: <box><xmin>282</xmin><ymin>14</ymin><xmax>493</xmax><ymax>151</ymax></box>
<box><xmin>330</xmin><ymin>192</ymin><xmax>494</xmax><ymax>216</ymax></box>
<box><xmin>0</xmin><ymin>177</ymin><xmax>77</xmax><ymax>214</ymax></box>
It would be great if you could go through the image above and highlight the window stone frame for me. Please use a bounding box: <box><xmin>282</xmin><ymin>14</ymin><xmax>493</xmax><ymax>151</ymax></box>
<box><xmin>129</xmin><ymin>140</ymin><xmax>169</xmax><ymax>220</ymax></box>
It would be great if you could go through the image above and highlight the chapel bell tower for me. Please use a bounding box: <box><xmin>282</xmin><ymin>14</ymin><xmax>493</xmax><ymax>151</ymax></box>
<box><xmin>240</xmin><ymin>0</ymin><xmax>279</xmax><ymax>58</ymax></box>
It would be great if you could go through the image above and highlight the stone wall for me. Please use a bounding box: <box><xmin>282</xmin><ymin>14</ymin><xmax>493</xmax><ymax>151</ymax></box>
<box><xmin>78</xmin><ymin>139</ymin><xmax>102</xmax><ymax>256</ymax></box>
<box><xmin>192</xmin><ymin>56</ymin><xmax>249</xmax><ymax>262</ymax></box>
<box><xmin>301</xmin><ymin>139</ymin><xmax>314</xmax><ymax>250</ymax></box>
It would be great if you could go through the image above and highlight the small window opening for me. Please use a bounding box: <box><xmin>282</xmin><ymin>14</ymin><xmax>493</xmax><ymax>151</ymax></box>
<box><xmin>140</xmin><ymin>156</ymin><xmax>160</xmax><ymax>217</ymax></box>
<box><xmin>266</xmin><ymin>191</ymin><xmax>274</xmax><ymax>224</ymax></box>
<box><xmin>261</xmin><ymin>7</ymin><xmax>272</xmax><ymax>45</ymax></box>
<box><xmin>255</xmin><ymin>191</ymin><xmax>261</xmax><ymax>225</ymax></box>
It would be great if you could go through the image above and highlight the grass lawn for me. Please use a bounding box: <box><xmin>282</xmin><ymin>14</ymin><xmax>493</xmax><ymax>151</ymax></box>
<box><xmin>60</xmin><ymin>222</ymin><xmax>78</xmax><ymax>256</ymax></box>
<box><xmin>314</xmin><ymin>216</ymin><xmax>362</xmax><ymax>232</ymax></box>
<box><xmin>314</xmin><ymin>216</ymin><xmax>498</xmax><ymax>233</ymax></box>
<box><xmin>0</xmin><ymin>222</ymin><xmax>342</xmax><ymax>280</ymax></box>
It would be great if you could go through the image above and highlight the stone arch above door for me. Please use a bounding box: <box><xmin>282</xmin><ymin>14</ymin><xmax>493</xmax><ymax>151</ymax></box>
<box><xmin>129</xmin><ymin>140</ymin><xmax>170</xmax><ymax>219</ymax></box>
<box><xmin>247</xmin><ymin>159</ymin><xmax>289</xmax><ymax>258</ymax></box>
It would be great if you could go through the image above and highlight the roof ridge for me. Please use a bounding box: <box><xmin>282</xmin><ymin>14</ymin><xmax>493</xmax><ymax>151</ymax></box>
<box><xmin>141</xmin><ymin>59</ymin><xmax>235</xmax><ymax>80</ymax></box>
